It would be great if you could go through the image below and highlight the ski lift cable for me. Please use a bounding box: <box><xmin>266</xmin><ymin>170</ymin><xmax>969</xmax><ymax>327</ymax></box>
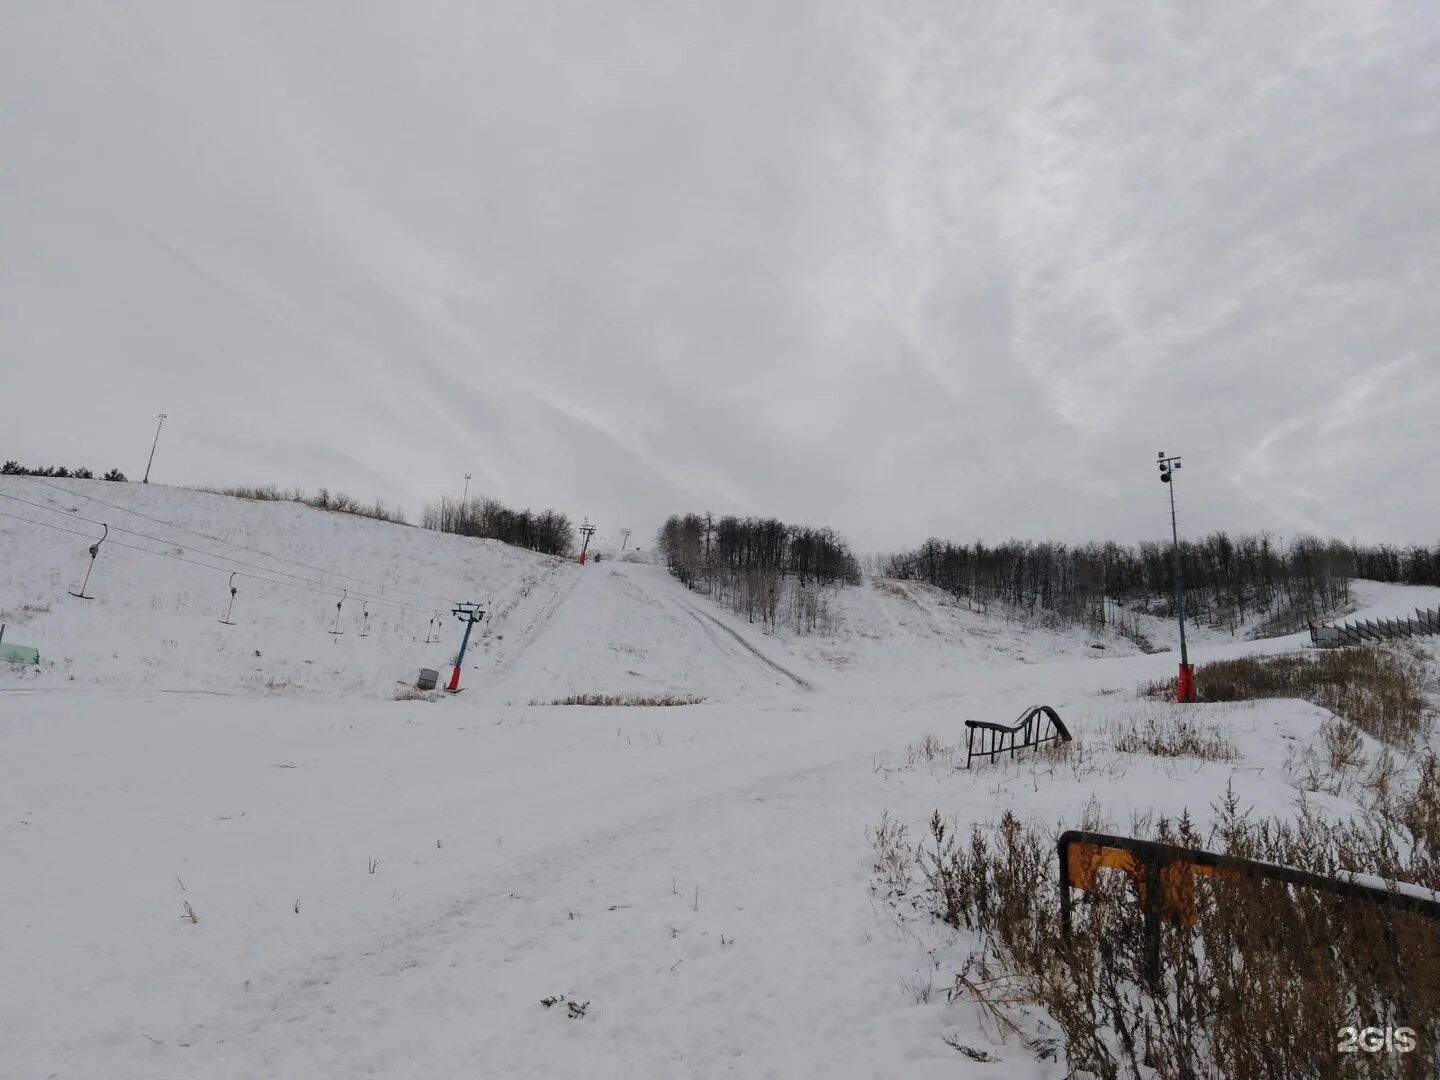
<box><xmin>11</xmin><ymin>476</ymin><xmax>459</xmax><ymax>608</ymax></box>
<box><xmin>1</xmin><ymin>490</ymin><xmax>403</xmax><ymax>607</ymax></box>
<box><xmin>10</xmin><ymin>478</ymin><xmax>456</xmax><ymax>607</ymax></box>
<box><xmin>0</xmin><ymin>508</ymin><xmax>441</xmax><ymax>614</ymax></box>
<box><xmin>0</xmin><ymin>488</ymin><xmax>443</xmax><ymax>613</ymax></box>
<box><xmin>0</xmin><ymin>508</ymin><xmax>428</xmax><ymax>612</ymax></box>
<box><xmin>0</xmin><ymin>507</ymin><xmax>358</xmax><ymax>603</ymax></box>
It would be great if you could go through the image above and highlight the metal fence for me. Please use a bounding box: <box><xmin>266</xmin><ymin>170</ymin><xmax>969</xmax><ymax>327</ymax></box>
<box><xmin>1310</xmin><ymin>607</ymin><xmax>1440</xmax><ymax>648</ymax></box>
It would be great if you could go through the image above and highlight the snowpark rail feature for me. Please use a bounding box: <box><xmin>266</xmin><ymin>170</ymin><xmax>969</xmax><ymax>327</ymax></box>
<box><xmin>1310</xmin><ymin>606</ymin><xmax>1440</xmax><ymax>648</ymax></box>
<box><xmin>1058</xmin><ymin>830</ymin><xmax>1440</xmax><ymax>987</ymax></box>
<box><xmin>964</xmin><ymin>705</ymin><xmax>1070</xmax><ymax>767</ymax></box>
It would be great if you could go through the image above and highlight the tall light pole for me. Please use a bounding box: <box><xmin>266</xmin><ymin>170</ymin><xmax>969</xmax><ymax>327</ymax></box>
<box><xmin>1157</xmin><ymin>451</ymin><xmax>1194</xmax><ymax>702</ymax></box>
<box><xmin>143</xmin><ymin>413</ymin><xmax>167</xmax><ymax>484</ymax></box>
<box><xmin>462</xmin><ymin>473</ymin><xmax>472</xmax><ymax>504</ymax></box>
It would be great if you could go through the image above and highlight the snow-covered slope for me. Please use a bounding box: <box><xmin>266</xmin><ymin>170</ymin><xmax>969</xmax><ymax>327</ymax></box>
<box><xmin>4</xmin><ymin>480</ymin><xmax>1440</xmax><ymax>1078</ymax></box>
<box><xmin>0</xmin><ymin>477</ymin><xmax>1157</xmax><ymax>703</ymax></box>
<box><xmin>0</xmin><ymin>475</ymin><xmax>573</xmax><ymax>697</ymax></box>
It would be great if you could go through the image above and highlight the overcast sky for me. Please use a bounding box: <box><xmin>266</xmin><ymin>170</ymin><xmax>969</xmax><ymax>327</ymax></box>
<box><xmin>3</xmin><ymin>1</ymin><xmax>1437</xmax><ymax>552</ymax></box>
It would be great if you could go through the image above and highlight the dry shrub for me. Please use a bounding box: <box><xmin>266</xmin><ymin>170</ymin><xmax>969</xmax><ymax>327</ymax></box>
<box><xmin>901</xmin><ymin>782</ymin><xmax>1440</xmax><ymax>1079</ymax></box>
<box><xmin>1111</xmin><ymin>712</ymin><xmax>1238</xmax><ymax>762</ymax></box>
<box><xmin>1322</xmin><ymin>717</ymin><xmax>1365</xmax><ymax>773</ymax></box>
<box><xmin>1141</xmin><ymin>646</ymin><xmax>1434</xmax><ymax>746</ymax></box>
<box><xmin>544</xmin><ymin>693</ymin><xmax>704</xmax><ymax>706</ymax></box>
<box><xmin>192</xmin><ymin>483</ymin><xmax>407</xmax><ymax>524</ymax></box>
<box><xmin>867</xmin><ymin>810</ymin><xmax>914</xmax><ymax>898</ymax></box>
<box><xmin>906</xmin><ymin>732</ymin><xmax>955</xmax><ymax>767</ymax></box>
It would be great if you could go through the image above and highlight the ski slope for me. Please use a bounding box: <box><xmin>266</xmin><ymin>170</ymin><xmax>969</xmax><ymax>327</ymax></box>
<box><xmin>3</xmin><ymin>480</ymin><xmax>1439</xmax><ymax>1078</ymax></box>
<box><xmin>0</xmin><ymin>476</ymin><xmax>1162</xmax><ymax>704</ymax></box>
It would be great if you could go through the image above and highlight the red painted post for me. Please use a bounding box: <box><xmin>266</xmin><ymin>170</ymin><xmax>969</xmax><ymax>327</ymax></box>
<box><xmin>578</xmin><ymin>552</ymin><xmax>586</xmax><ymax>565</ymax></box>
<box><xmin>1177</xmin><ymin>663</ymin><xmax>1196</xmax><ymax>703</ymax></box>
<box><xmin>446</xmin><ymin>603</ymin><xmax>483</xmax><ymax>693</ymax></box>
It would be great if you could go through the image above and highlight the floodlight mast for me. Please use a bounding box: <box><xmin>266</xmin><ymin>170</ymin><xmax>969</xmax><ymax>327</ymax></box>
<box><xmin>143</xmin><ymin>413</ymin><xmax>167</xmax><ymax>484</ymax></box>
<box><xmin>1157</xmin><ymin>451</ymin><xmax>1194</xmax><ymax>703</ymax></box>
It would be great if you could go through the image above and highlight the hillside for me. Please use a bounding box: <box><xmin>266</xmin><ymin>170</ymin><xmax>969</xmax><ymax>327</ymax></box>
<box><xmin>3</xmin><ymin>481</ymin><xmax>1440</xmax><ymax>1078</ymax></box>
<box><xmin>1</xmin><ymin>477</ymin><xmax>1171</xmax><ymax>703</ymax></box>
<box><xmin>0</xmin><ymin>475</ymin><xmax>569</xmax><ymax>697</ymax></box>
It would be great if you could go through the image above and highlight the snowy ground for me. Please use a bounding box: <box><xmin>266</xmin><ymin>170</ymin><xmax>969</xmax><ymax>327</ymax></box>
<box><xmin>3</xmin><ymin>479</ymin><xmax>1440</xmax><ymax>1078</ymax></box>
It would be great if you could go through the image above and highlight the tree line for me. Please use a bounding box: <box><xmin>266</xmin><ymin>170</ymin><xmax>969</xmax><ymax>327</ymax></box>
<box><xmin>3</xmin><ymin>460</ymin><xmax>127</xmax><ymax>481</ymax></box>
<box><xmin>881</xmin><ymin>532</ymin><xmax>1367</xmax><ymax>637</ymax></box>
<box><xmin>422</xmin><ymin>496</ymin><xmax>574</xmax><ymax>557</ymax></box>
<box><xmin>1346</xmin><ymin>543</ymin><xmax>1440</xmax><ymax>588</ymax></box>
<box><xmin>655</xmin><ymin>512</ymin><xmax>861</xmax><ymax>631</ymax></box>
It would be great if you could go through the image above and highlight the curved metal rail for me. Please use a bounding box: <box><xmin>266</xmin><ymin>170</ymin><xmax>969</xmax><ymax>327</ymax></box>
<box><xmin>964</xmin><ymin>704</ymin><xmax>1071</xmax><ymax>768</ymax></box>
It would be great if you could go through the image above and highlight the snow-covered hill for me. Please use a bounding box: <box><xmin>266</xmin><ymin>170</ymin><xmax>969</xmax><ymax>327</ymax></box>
<box><xmin>1</xmin><ymin>476</ymin><xmax>1162</xmax><ymax>703</ymax></box>
<box><xmin>0</xmin><ymin>475</ymin><xmax>571</xmax><ymax>697</ymax></box>
<box><xmin>4</xmin><ymin>479</ymin><xmax>1440</xmax><ymax>1078</ymax></box>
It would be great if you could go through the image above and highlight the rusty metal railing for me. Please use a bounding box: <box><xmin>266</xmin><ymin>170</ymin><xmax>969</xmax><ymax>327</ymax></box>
<box><xmin>1058</xmin><ymin>830</ymin><xmax>1440</xmax><ymax>985</ymax></box>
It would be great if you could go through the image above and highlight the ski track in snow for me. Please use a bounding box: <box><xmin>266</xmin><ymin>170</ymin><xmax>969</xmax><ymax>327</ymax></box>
<box><xmin>663</xmin><ymin>589</ymin><xmax>816</xmax><ymax>692</ymax></box>
<box><xmin>480</xmin><ymin>560</ymin><xmax>585</xmax><ymax>680</ymax></box>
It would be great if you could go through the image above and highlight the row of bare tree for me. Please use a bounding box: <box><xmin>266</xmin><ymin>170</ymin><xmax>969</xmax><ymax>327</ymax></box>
<box><xmin>655</xmin><ymin>512</ymin><xmax>861</xmax><ymax>630</ymax></box>
<box><xmin>1348</xmin><ymin>542</ymin><xmax>1440</xmax><ymax>587</ymax></box>
<box><xmin>882</xmin><ymin>532</ymin><xmax>1356</xmax><ymax>636</ymax></box>
<box><xmin>422</xmin><ymin>496</ymin><xmax>573</xmax><ymax>557</ymax></box>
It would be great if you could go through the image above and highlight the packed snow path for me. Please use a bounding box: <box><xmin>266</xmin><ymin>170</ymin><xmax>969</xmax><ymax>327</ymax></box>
<box><xmin>487</xmin><ymin>560</ymin><xmax>817</xmax><ymax>703</ymax></box>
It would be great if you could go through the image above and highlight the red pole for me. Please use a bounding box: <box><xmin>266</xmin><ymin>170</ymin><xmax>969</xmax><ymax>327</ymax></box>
<box><xmin>447</xmin><ymin>611</ymin><xmax>478</xmax><ymax>692</ymax></box>
<box><xmin>1177</xmin><ymin>663</ymin><xmax>1196</xmax><ymax>703</ymax></box>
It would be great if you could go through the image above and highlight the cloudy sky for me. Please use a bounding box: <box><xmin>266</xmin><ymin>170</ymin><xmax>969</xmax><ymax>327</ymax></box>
<box><xmin>3</xmin><ymin>1</ymin><xmax>1437</xmax><ymax>552</ymax></box>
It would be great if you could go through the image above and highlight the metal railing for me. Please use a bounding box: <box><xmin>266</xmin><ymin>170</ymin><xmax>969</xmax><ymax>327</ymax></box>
<box><xmin>1058</xmin><ymin>830</ymin><xmax>1440</xmax><ymax>985</ymax></box>
<box><xmin>965</xmin><ymin>705</ymin><xmax>1071</xmax><ymax>768</ymax></box>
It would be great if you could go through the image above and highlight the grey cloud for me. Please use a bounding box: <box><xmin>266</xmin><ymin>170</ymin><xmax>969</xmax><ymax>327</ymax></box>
<box><xmin>2</xmin><ymin>0</ymin><xmax>1435</xmax><ymax>553</ymax></box>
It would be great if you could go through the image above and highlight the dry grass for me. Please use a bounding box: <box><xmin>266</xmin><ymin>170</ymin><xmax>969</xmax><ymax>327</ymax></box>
<box><xmin>889</xmin><ymin>778</ymin><xmax>1440</xmax><ymax>1079</ymax></box>
<box><xmin>540</xmin><ymin>693</ymin><xmax>704</xmax><ymax>707</ymax></box>
<box><xmin>867</xmin><ymin>810</ymin><xmax>914</xmax><ymax>898</ymax></box>
<box><xmin>1141</xmin><ymin>645</ymin><xmax>1435</xmax><ymax>747</ymax></box>
<box><xmin>1110</xmin><ymin>711</ymin><xmax>1239</xmax><ymax>762</ymax></box>
<box><xmin>906</xmin><ymin>732</ymin><xmax>957</xmax><ymax>767</ymax></box>
<box><xmin>0</xmin><ymin>601</ymin><xmax>51</xmax><ymax>624</ymax></box>
<box><xmin>192</xmin><ymin>483</ymin><xmax>407</xmax><ymax>524</ymax></box>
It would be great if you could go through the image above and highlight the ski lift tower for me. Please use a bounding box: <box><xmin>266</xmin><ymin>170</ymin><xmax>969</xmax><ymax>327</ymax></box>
<box><xmin>578</xmin><ymin>519</ymin><xmax>597</xmax><ymax>565</ymax></box>
<box><xmin>447</xmin><ymin>602</ymin><xmax>486</xmax><ymax>692</ymax></box>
